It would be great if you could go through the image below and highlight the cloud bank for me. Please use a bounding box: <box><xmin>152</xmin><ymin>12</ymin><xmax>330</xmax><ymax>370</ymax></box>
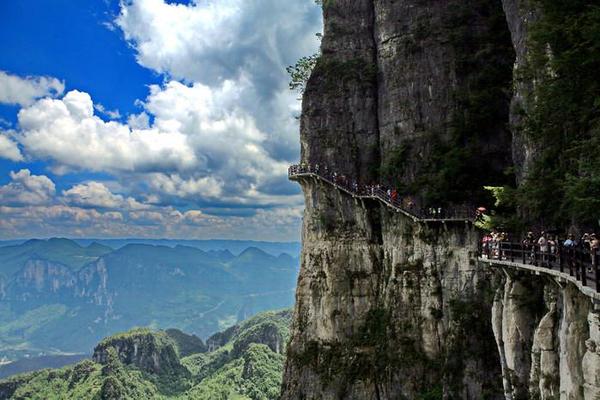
<box><xmin>0</xmin><ymin>0</ymin><xmax>322</xmax><ymax>241</ymax></box>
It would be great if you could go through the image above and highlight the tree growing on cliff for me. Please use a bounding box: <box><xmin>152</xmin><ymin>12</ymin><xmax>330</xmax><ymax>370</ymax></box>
<box><xmin>286</xmin><ymin>53</ymin><xmax>319</xmax><ymax>94</ymax></box>
<box><xmin>503</xmin><ymin>1</ymin><xmax>600</xmax><ymax>229</ymax></box>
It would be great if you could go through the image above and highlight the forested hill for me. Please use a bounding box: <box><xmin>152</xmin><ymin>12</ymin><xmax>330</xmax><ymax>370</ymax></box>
<box><xmin>0</xmin><ymin>238</ymin><xmax>298</xmax><ymax>365</ymax></box>
<box><xmin>0</xmin><ymin>310</ymin><xmax>292</xmax><ymax>400</ymax></box>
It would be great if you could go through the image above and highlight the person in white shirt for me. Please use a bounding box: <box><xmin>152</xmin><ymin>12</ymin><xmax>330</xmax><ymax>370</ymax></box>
<box><xmin>538</xmin><ymin>232</ymin><xmax>548</xmax><ymax>266</ymax></box>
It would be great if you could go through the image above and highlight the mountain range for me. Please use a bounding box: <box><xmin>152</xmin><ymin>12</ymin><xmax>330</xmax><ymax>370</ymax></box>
<box><xmin>0</xmin><ymin>238</ymin><xmax>299</xmax><ymax>366</ymax></box>
<box><xmin>0</xmin><ymin>239</ymin><xmax>301</xmax><ymax>258</ymax></box>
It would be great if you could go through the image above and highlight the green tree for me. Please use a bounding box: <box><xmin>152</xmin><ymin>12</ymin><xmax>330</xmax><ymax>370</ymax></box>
<box><xmin>505</xmin><ymin>1</ymin><xmax>600</xmax><ymax>229</ymax></box>
<box><xmin>286</xmin><ymin>54</ymin><xmax>319</xmax><ymax>93</ymax></box>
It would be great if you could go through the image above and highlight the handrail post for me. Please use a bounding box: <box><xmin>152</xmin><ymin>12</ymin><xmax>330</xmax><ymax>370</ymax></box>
<box><xmin>581</xmin><ymin>248</ymin><xmax>592</xmax><ymax>286</ymax></box>
<box><xmin>510</xmin><ymin>242</ymin><xmax>514</xmax><ymax>262</ymax></box>
<box><xmin>569</xmin><ymin>249</ymin><xmax>574</xmax><ymax>276</ymax></box>
<box><xmin>579</xmin><ymin>247</ymin><xmax>584</xmax><ymax>281</ymax></box>
<box><xmin>522</xmin><ymin>243</ymin><xmax>526</xmax><ymax>264</ymax></box>
<box><xmin>558</xmin><ymin>243</ymin><xmax>563</xmax><ymax>273</ymax></box>
<box><xmin>595</xmin><ymin>249</ymin><xmax>600</xmax><ymax>293</ymax></box>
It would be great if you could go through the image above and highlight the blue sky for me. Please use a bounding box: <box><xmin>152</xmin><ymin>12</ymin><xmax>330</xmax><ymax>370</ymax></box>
<box><xmin>0</xmin><ymin>0</ymin><xmax>322</xmax><ymax>241</ymax></box>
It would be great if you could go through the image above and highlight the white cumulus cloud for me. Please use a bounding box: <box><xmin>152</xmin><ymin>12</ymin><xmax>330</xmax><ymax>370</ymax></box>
<box><xmin>14</xmin><ymin>82</ymin><xmax>292</xmax><ymax>205</ymax></box>
<box><xmin>116</xmin><ymin>0</ymin><xmax>322</xmax><ymax>160</ymax></box>
<box><xmin>0</xmin><ymin>133</ymin><xmax>23</xmax><ymax>161</ymax></box>
<box><xmin>0</xmin><ymin>71</ymin><xmax>65</xmax><ymax>106</ymax></box>
<box><xmin>62</xmin><ymin>181</ymin><xmax>125</xmax><ymax>209</ymax></box>
<box><xmin>17</xmin><ymin>90</ymin><xmax>197</xmax><ymax>173</ymax></box>
<box><xmin>62</xmin><ymin>181</ymin><xmax>150</xmax><ymax>210</ymax></box>
<box><xmin>0</xmin><ymin>169</ymin><xmax>56</xmax><ymax>205</ymax></box>
<box><xmin>0</xmin><ymin>0</ymin><xmax>322</xmax><ymax>241</ymax></box>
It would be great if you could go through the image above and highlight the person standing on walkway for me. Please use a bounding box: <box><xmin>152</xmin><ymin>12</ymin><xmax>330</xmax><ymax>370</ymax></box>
<box><xmin>481</xmin><ymin>232</ymin><xmax>493</xmax><ymax>259</ymax></box>
<box><xmin>538</xmin><ymin>232</ymin><xmax>548</xmax><ymax>266</ymax></box>
<box><xmin>590</xmin><ymin>234</ymin><xmax>599</xmax><ymax>272</ymax></box>
<box><xmin>522</xmin><ymin>232</ymin><xmax>535</xmax><ymax>264</ymax></box>
<box><xmin>582</xmin><ymin>233</ymin><xmax>591</xmax><ymax>250</ymax></box>
<box><xmin>563</xmin><ymin>234</ymin><xmax>576</xmax><ymax>272</ymax></box>
<box><xmin>564</xmin><ymin>234</ymin><xmax>575</xmax><ymax>248</ymax></box>
<box><xmin>548</xmin><ymin>235</ymin><xmax>557</xmax><ymax>264</ymax></box>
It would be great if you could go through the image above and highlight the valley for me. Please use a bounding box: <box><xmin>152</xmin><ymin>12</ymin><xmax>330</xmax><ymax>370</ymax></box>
<box><xmin>0</xmin><ymin>238</ymin><xmax>299</xmax><ymax>370</ymax></box>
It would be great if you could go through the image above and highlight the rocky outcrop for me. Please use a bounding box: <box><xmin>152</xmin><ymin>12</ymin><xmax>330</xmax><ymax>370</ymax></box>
<box><xmin>12</xmin><ymin>259</ymin><xmax>77</xmax><ymax>296</ymax></box>
<box><xmin>233</xmin><ymin>321</ymin><xmax>286</xmax><ymax>357</ymax></box>
<box><xmin>165</xmin><ymin>329</ymin><xmax>207</xmax><ymax>357</ymax></box>
<box><xmin>206</xmin><ymin>324</ymin><xmax>240</xmax><ymax>352</ymax></box>
<box><xmin>92</xmin><ymin>329</ymin><xmax>185</xmax><ymax>375</ymax></box>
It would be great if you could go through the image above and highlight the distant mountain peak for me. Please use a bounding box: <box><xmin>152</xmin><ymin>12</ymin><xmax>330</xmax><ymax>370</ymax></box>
<box><xmin>86</xmin><ymin>242</ymin><xmax>112</xmax><ymax>251</ymax></box>
<box><xmin>238</xmin><ymin>246</ymin><xmax>272</xmax><ymax>259</ymax></box>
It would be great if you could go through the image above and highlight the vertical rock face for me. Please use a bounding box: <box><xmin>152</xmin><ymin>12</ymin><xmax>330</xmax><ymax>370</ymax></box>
<box><xmin>500</xmin><ymin>0</ymin><xmax>540</xmax><ymax>181</ymax></box>
<box><xmin>13</xmin><ymin>259</ymin><xmax>77</xmax><ymax>295</ymax></box>
<box><xmin>583</xmin><ymin>313</ymin><xmax>600</xmax><ymax>399</ymax></box>
<box><xmin>281</xmin><ymin>177</ymin><xmax>504</xmax><ymax>398</ymax></box>
<box><xmin>281</xmin><ymin>0</ymin><xmax>600</xmax><ymax>399</ymax></box>
<box><xmin>283</xmin><ymin>0</ymin><xmax>515</xmax><ymax>398</ymax></box>
<box><xmin>374</xmin><ymin>0</ymin><xmax>514</xmax><ymax>190</ymax></box>
<box><xmin>300</xmin><ymin>0</ymin><xmax>379</xmax><ymax>182</ymax></box>
<box><xmin>302</xmin><ymin>0</ymin><xmax>515</xmax><ymax>191</ymax></box>
<box><xmin>492</xmin><ymin>275</ymin><xmax>600</xmax><ymax>400</ymax></box>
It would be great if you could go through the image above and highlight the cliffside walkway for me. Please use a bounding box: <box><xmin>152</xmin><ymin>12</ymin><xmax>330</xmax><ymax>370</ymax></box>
<box><xmin>479</xmin><ymin>243</ymin><xmax>600</xmax><ymax>300</ymax></box>
<box><xmin>288</xmin><ymin>164</ymin><xmax>476</xmax><ymax>223</ymax></box>
<box><xmin>289</xmin><ymin>164</ymin><xmax>600</xmax><ymax>301</ymax></box>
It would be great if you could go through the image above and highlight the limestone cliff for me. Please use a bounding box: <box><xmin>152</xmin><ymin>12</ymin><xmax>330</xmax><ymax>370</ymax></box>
<box><xmin>492</xmin><ymin>274</ymin><xmax>600</xmax><ymax>400</ymax></box>
<box><xmin>92</xmin><ymin>329</ymin><xmax>185</xmax><ymax>375</ymax></box>
<box><xmin>500</xmin><ymin>0</ymin><xmax>539</xmax><ymax>182</ymax></box>
<box><xmin>281</xmin><ymin>0</ymin><xmax>599</xmax><ymax>399</ymax></box>
<box><xmin>302</xmin><ymin>0</ymin><xmax>515</xmax><ymax>205</ymax></box>
<box><xmin>281</xmin><ymin>183</ymin><xmax>504</xmax><ymax>398</ymax></box>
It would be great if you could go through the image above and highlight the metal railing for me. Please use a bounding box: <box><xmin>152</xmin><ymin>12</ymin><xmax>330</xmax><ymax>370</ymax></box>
<box><xmin>288</xmin><ymin>164</ymin><xmax>477</xmax><ymax>221</ymax></box>
<box><xmin>480</xmin><ymin>241</ymin><xmax>600</xmax><ymax>293</ymax></box>
<box><xmin>289</xmin><ymin>166</ymin><xmax>600</xmax><ymax>294</ymax></box>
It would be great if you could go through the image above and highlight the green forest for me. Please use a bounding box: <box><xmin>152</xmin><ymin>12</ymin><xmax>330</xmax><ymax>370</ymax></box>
<box><xmin>501</xmin><ymin>0</ymin><xmax>600</xmax><ymax>230</ymax></box>
<box><xmin>0</xmin><ymin>310</ymin><xmax>292</xmax><ymax>400</ymax></box>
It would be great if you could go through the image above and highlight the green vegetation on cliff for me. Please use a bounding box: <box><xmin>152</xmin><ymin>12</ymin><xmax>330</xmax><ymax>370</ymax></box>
<box><xmin>0</xmin><ymin>310</ymin><xmax>292</xmax><ymax>400</ymax></box>
<box><xmin>502</xmin><ymin>1</ymin><xmax>600</xmax><ymax>229</ymax></box>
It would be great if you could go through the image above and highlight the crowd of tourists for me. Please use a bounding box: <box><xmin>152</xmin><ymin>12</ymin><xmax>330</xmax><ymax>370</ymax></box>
<box><xmin>289</xmin><ymin>164</ymin><xmax>599</xmax><ymax>279</ymax></box>
<box><xmin>288</xmin><ymin>163</ymin><xmax>468</xmax><ymax>219</ymax></box>
<box><xmin>481</xmin><ymin>230</ymin><xmax>600</xmax><ymax>269</ymax></box>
